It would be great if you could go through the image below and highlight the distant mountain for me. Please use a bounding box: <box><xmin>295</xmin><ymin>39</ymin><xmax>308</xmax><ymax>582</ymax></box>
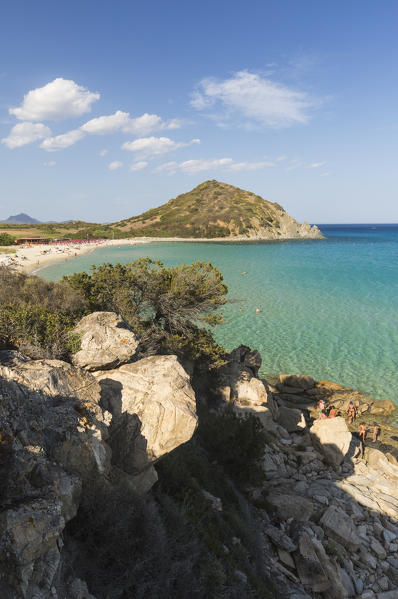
<box><xmin>0</xmin><ymin>213</ymin><xmax>42</xmax><ymax>224</ymax></box>
<box><xmin>113</xmin><ymin>180</ymin><xmax>323</xmax><ymax>240</ymax></box>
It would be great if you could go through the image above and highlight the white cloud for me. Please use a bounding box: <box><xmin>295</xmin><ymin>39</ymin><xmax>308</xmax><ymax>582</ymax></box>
<box><xmin>40</xmin><ymin>129</ymin><xmax>85</xmax><ymax>151</ymax></box>
<box><xmin>123</xmin><ymin>113</ymin><xmax>181</xmax><ymax>135</ymax></box>
<box><xmin>276</xmin><ymin>155</ymin><xmax>287</xmax><ymax>161</ymax></box>
<box><xmin>228</xmin><ymin>160</ymin><xmax>275</xmax><ymax>171</ymax></box>
<box><xmin>156</xmin><ymin>157</ymin><xmax>273</xmax><ymax>174</ymax></box>
<box><xmin>10</xmin><ymin>78</ymin><xmax>99</xmax><ymax>121</ymax></box>
<box><xmin>191</xmin><ymin>70</ymin><xmax>313</xmax><ymax>128</ymax></box>
<box><xmin>99</xmin><ymin>149</ymin><xmax>108</xmax><ymax>156</ymax></box>
<box><xmin>108</xmin><ymin>161</ymin><xmax>123</xmax><ymax>170</ymax></box>
<box><xmin>130</xmin><ymin>161</ymin><xmax>148</xmax><ymax>171</ymax></box>
<box><xmin>43</xmin><ymin>160</ymin><xmax>56</xmax><ymax>166</ymax></box>
<box><xmin>82</xmin><ymin>110</ymin><xmax>130</xmax><ymax>134</ymax></box>
<box><xmin>81</xmin><ymin>111</ymin><xmax>181</xmax><ymax>136</ymax></box>
<box><xmin>310</xmin><ymin>162</ymin><xmax>326</xmax><ymax>168</ymax></box>
<box><xmin>320</xmin><ymin>172</ymin><xmax>330</xmax><ymax>177</ymax></box>
<box><xmin>122</xmin><ymin>136</ymin><xmax>200</xmax><ymax>158</ymax></box>
<box><xmin>1</xmin><ymin>122</ymin><xmax>51</xmax><ymax>148</ymax></box>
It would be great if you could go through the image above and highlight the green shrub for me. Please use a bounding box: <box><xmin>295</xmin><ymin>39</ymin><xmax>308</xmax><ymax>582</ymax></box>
<box><xmin>0</xmin><ymin>233</ymin><xmax>15</xmax><ymax>246</ymax></box>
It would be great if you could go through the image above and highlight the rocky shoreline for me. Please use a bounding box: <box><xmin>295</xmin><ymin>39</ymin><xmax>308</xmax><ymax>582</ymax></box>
<box><xmin>1</xmin><ymin>315</ymin><xmax>398</xmax><ymax>598</ymax></box>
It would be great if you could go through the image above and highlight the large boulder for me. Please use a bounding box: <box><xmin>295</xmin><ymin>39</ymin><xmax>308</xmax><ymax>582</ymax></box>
<box><xmin>277</xmin><ymin>406</ymin><xmax>306</xmax><ymax>432</ymax></box>
<box><xmin>95</xmin><ymin>355</ymin><xmax>197</xmax><ymax>473</ymax></box>
<box><xmin>320</xmin><ymin>504</ymin><xmax>361</xmax><ymax>551</ymax></box>
<box><xmin>0</xmin><ymin>350</ymin><xmax>198</xmax><ymax>598</ymax></box>
<box><xmin>72</xmin><ymin>311</ymin><xmax>139</xmax><ymax>371</ymax></box>
<box><xmin>0</xmin><ymin>351</ymin><xmax>110</xmax><ymax>598</ymax></box>
<box><xmin>266</xmin><ymin>492</ymin><xmax>314</xmax><ymax>521</ymax></box>
<box><xmin>279</xmin><ymin>374</ymin><xmax>315</xmax><ymax>390</ymax></box>
<box><xmin>292</xmin><ymin>527</ymin><xmax>347</xmax><ymax>597</ymax></box>
<box><xmin>310</xmin><ymin>416</ymin><xmax>352</xmax><ymax>469</ymax></box>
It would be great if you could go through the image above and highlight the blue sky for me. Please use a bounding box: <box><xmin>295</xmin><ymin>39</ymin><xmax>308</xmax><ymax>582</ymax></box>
<box><xmin>1</xmin><ymin>0</ymin><xmax>398</xmax><ymax>223</ymax></box>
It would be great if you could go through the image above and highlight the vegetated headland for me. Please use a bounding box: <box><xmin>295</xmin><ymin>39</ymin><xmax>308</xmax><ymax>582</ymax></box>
<box><xmin>0</xmin><ymin>179</ymin><xmax>323</xmax><ymax>244</ymax></box>
<box><xmin>1</xmin><ymin>260</ymin><xmax>398</xmax><ymax>599</ymax></box>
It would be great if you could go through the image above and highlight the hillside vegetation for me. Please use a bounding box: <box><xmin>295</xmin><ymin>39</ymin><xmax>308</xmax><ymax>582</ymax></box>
<box><xmin>114</xmin><ymin>179</ymin><xmax>322</xmax><ymax>239</ymax></box>
<box><xmin>0</xmin><ymin>180</ymin><xmax>322</xmax><ymax>241</ymax></box>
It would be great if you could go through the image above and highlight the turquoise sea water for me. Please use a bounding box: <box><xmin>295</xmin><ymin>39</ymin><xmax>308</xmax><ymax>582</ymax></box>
<box><xmin>40</xmin><ymin>225</ymin><xmax>398</xmax><ymax>404</ymax></box>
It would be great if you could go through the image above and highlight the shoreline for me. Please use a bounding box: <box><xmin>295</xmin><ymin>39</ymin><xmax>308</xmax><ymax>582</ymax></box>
<box><xmin>0</xmin><ymin>233</ymin><xmax>324</xmax><ymax>275</ymax></box>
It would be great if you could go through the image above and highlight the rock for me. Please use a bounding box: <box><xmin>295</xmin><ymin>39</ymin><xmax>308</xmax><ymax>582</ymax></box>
<box><xmin>279</xmin><ymin>374</ymin><xmax>315</xmax><ymax>390</ymax></box>
<box><xmin>378</xmin><ymin>576</ymin><xmax>390</xmax><ymax>591</ymax></box>
<box><xmin>278</xmin><ymin>548</ymin><xmax>296</xmax><ymax>569</ymax></box>
<box><xmin>265</xmin><ymin>525</ymin><xmax>297</xmax><ymax>552</ymax></box>
<box><xmin>339</xmin><ymin>566</ymin><xmax>356</xmax><ymax>596</ymax></box>
<box><xmin>72</xmin><ymin>311</ymin><xmax>139</xmax><ymax>371</ymax></box>
<box><xmin>369</xmin><ymin>400</ymin><xmax>396</xmax><ymax>415</ymax></box>
<box><xmin>277</xmin><ymin>406</ymin><xmax>306</xmax><ymax>433</ymax></box>
<box><xmin>202</xmin><ymin>490</ymin><xmax>222</xmax><ymax>511</ymax></box>
<box><xmin>360</xmin><ymin>550</ymin><xmax>378</xmax><ymax>570</ymax></box>
<box><xmin>267</xmin><ymin>493</ymin><xmax>314</xmax><ymax>521</ymax></box>
<box><xmin>229</xmin><ymin>345</ymin><xmax>262</xmax><ymax>376</ymax></box>
<box><xmin>370</xmin><ymin>537</ymin><xmax>387</xmax><ymax>560</ymax></box>
<box><xmin>320</xmin><ymin>505</ymin><xmax>361</xmax><ymax>551</ymax></box>
<box><xmin>310</xmin><ymin>417</ymin><xmax>352</xmax><ymax>469</ymax></box>
<box><xmin>377</xmin><ymin>592</ymin><xmax>398</xmax><ymax>599</ymax></box>
<box><xmin>96</xmin><ymin>355</ymin><xmax>197</xmax><ymax>472</ymax></box>
<box><xmin>292</xmin><ymin>528</ymin><xmax>347</xmax><ymax>596</ymax></box>
<box><xmin>360</xmin><ymin>592</ymin><xmax>375</xmax><ymax>599</ymax></box>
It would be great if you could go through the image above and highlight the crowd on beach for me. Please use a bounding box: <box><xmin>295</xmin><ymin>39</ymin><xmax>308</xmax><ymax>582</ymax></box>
<box><xmin>0</xmin><ymin>238</ymin><xmax>138</xmax><ymax>273</ymax></box>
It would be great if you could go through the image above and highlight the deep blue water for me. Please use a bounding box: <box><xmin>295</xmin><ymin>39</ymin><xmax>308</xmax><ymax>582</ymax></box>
<box><xmin>40</xmin><ymin>224</ymin><xmax>398</xmax><ymax>404</ymax></box>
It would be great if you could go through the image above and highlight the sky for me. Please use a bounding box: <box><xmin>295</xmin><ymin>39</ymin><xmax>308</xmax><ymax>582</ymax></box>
<box><xmin>1</xmin><ymin>0</ymin><xmax>398</xmax><ymax>224</ymax></box>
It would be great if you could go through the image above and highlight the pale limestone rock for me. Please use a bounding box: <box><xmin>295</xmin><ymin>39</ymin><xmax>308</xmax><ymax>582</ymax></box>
<box><xmin>73</xmin><ymin>311</ymin><xmax>139</xmax><ymax>371</ymax></box>
<box><xmin>310</xmin><ymin>416</ymin><xmax>352</xmax><ymax>469</ymax></box>
<box><xmin>95</xmin><ymin>355</ymin><xmax>197</xmax><ymax>472</ymax></box>
<box><xmin>320</xmin><ymin>505</ymin><xmax>361</xmax><ymax>551</ymax></box>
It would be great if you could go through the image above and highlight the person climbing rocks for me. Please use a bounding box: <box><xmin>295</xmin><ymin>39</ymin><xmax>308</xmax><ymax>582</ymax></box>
<box><xmin>358</xmin><ymin>422</ymin><xmax>367</xmax><ymax>443</ymax></box>
<box><xmin>328</xmin><ymin>406</ymin><xmax>338</xmax><ymax>418</ymax></box>
<box><xmin>347</xmin><ymin>401</ymin><xmax>357</xmax><ymax>424</ymax></box>
<box><xmin>372</xmin><ymin>423</ymin><xmax>379</xmax><ymax>442</ymax></box>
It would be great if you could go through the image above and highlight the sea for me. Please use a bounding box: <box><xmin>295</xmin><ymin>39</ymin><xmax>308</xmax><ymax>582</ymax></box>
<box><xmin>40</xmin><ymin>224</ymin><xmax>398</xmax><ymax>405</ymax></box>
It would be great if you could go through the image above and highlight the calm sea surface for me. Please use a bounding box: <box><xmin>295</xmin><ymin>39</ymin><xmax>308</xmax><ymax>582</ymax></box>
<box><xmin>40</xmin><ymin>225</ymin><xmax>398</xmax><ymax>404</ymax></box>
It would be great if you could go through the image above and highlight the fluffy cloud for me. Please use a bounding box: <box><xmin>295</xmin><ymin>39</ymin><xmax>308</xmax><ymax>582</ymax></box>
<box><xmin>191</xmin><ymin>70</ymin><xmax>313</xmax><ymax>128</ymax></box>
<box><xmin>43</xmin><ymin>160</ymin><xmax>56</xmax><ymax>166</ymax></box>
<box><xmin>130</xmin><ymin>161</ymin><xmax>148</xmax><ymax>171</ymax></box>
<box><xmin>108</xmin><ymin>161</ymin><xmax>123</xmax><ymax>170</ymax></box>
<box><xmin>156</xmin><ymin>157</ymin><xmax>273</xmax><ymax>174</ymax></box>
<box><xmin>99</xmin><ymin>149</ymin><xmax>108</xmax><ymax>156</ymax></box>
<box><xmin>310</xmin><ymin>161</ymin><xmax>326</xmax><ymax>168</ymax></box>
<box><xmin>9</xmin><ymin>78</ymin><xmax>100</xmax><ymax>121</ymax></box>
<box><xmin>40</xmin><ymin>129</ymin><xmax>85</xmax><ymax>151</ymax></box>
<box><xmin>1</xmin><ymin>122</ymin><xmax>51</xmax><ymax>148</ymax></box>
<box><xmin>81</xmin><ymin>111</ymin><xmax>181</xmax><ymax>136</ymax></box>
<box><xmin>228</xmin><ymin>160</ymin><xmax>275</xmax><ymax>171</ymax></box>
<box><xmin>122</xmin><ymin>136</ymin><xmax>200</xmax><ymax>157</ymax></box>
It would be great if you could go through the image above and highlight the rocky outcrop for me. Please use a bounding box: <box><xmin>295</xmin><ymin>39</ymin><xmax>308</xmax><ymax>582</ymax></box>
<box><xmin>310</xmin><ymin>417</ymin><xmax>353</xmax><ymax>469</ymax></box>
<box><xmin>215</xmin><ymin>346</ymin><xmax>278</xmax><ymax>431</ymax></box>
<box><xmin>95</xmin><ymin>355</ymin><xmax>198</xmax><ymax>473</ymax></box>
<box><xmin>0</xmin><ymin>346</ymin><xmax>197</xmax><ymax>599</ymax></box>
<box><xmin>72</xmin><ymin>311</ymin><xmax>139</xmax><ymax>371</ymax></box>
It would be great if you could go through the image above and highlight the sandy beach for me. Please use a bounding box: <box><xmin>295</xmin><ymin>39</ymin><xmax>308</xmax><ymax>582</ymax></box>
<box><xmin>0</xmin><ymin>238</ymin><xmax>149</xmax><ymax>275</ymax></box>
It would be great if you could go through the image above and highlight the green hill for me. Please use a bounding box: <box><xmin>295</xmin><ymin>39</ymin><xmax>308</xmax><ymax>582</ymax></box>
<box><xmin>114</xmin><ymin>180</ymin><xmax>323</xmax><ymax>240</ymax></box>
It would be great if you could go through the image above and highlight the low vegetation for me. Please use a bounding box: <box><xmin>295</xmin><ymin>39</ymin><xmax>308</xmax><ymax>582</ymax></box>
<box><xmin>0</xmin><ymin>232</ymin><xmax>15</xmax><ymax>246</ymax></box>
<box><xmin>0</xmin><ymin>258</ymin><xmax>228</xmax><ymax>364</ymax></box>
<box><xmin>67</xmin><ymin>408</ymin><xmax>275</xmax><ymax>599</ymax></box>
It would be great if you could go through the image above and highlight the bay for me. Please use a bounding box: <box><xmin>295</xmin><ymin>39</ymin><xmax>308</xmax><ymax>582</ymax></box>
<box><xmin>40</xmin><ymin>224</ymin><xmax>398</xmax><ymax>404</ymax></box>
